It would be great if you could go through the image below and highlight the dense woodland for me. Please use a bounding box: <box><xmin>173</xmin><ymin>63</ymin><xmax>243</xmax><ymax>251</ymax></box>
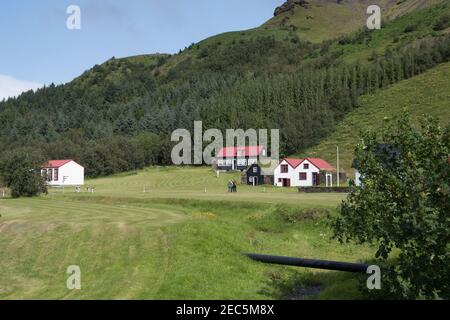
<box><xmin>1</xmin><ymin>4</ymin><xmax>450</xmax><ymax>177</ymax></box>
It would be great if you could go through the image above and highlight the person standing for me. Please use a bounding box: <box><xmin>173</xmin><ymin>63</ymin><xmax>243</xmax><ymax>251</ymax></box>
<box><xmin>228</xmin><ymin>180</ymin><xmax>233</xmax><ymax>193</ymax></box>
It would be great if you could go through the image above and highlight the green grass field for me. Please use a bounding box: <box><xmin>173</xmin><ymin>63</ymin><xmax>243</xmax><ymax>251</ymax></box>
<box><xmin>0</xmin><ymin>167</ymin><xmax>374</xmax><ymax>300</ymax></box>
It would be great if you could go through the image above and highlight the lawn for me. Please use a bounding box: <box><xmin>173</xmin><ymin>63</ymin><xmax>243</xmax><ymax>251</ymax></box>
<box><xmin>0</xmin><ymin>167</ymin><xmax>374</xmax><ymax>300</ymax></box>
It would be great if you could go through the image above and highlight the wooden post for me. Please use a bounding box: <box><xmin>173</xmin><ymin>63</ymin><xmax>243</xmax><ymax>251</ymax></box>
<box><xmin>337</xmin><ymin>146</ymin><xmax>340</xmax><ymax>188</ymax></box>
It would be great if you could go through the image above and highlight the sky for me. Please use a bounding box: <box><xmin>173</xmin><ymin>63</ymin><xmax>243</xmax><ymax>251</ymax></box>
<box><xmin>0</xmin><ymin>0</ymin><xmax>282</xmax><ymax>100</ymax></box>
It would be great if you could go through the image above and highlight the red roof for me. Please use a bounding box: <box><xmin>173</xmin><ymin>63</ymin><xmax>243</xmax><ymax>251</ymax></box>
<box><xmin>217</xmin><ymin>146</ymin><xmax>264</xmax><ymax>158</ymax></box>
<box><xmin>282</xmin><ymin>158</ymin><xmax>335</xmax><ymax>171</ymax></box>
<box><xmin>284</xmin><ymin>158</ymin><xmax>304</xmax><ymax>168</ymax></box>
<box><xmin>307</xmin><ymin>158</ymin><xmax>336</xmax><ymax>171</ymax></box>
<box><xmin>42</xmin><ymin>160</ymin><xmax>73</xmax><ymax>168</ymax></box>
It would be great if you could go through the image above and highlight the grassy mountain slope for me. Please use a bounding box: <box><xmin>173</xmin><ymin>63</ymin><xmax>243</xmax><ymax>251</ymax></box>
<box><xmin>75</xmin><ymin>0</ymin><xmax>448</xmax><ymax>82</ymax></box>
<box><xmin>263</xmin><ymin>0</ymin><xmax>443</xmax><ymax>43</ymax></box>
<box><xmin>304</xmin><ymin>61</ymin><xmax>450</xmax><ymax>173</ymax></box>
<box><xmin>71</xmin><ymin>0</ymin><xmax>450</xmax><ymax>90</ymax></box>
<box><xmin>44</xmin><ymin>0</ymin><xmax>449</xmax><ymax>108</ymax></box>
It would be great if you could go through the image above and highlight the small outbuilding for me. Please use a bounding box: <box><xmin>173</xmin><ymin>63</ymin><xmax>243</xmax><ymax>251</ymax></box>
<box><xmin>41</xmin><ymin>160</ymin><xmax>84</xmax><ymax>187</ymax></box>
<box><xmin>242</xmin><ymin>160</ymin><xmax>278</xmax><ymax>186</ymax></box>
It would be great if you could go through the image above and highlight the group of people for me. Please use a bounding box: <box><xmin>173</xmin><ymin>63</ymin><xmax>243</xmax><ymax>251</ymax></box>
<box><xmin>227</xmin><ymin>179</ymin><xmax>238</xmax><ymax>193</ymax></box>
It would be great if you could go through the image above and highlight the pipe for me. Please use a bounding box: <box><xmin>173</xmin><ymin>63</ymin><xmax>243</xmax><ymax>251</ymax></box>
<box><xmin>246</xmin><ymin>253</ymin><xmax>369</xmax><ymax>273</ymax></box>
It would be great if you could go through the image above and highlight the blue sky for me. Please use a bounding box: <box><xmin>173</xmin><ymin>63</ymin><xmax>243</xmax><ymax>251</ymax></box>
<box><xmin>0</xmin><ymin>0</ymin><xmax>281</xmax><ymax>99</ymax></box>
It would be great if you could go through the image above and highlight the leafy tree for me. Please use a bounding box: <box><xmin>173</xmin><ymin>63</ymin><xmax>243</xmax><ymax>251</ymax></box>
<box><xmin>333</xmin><ymin>115</ymin><xmax>450</xmax><ymax>299</ymax></box>
<box><xmin>0</xmin><ymin>149</ymin><xmax>47</xmax><ymax>198</ymax></box>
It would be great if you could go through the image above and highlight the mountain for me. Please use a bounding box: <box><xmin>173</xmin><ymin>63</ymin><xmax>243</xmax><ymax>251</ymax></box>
<box><xmin>0</xmin><ymin>0</ymin><xmax>449</xmax><ymax>177</ymax></box>
<box><xmin>266</xmin><ymin>0</ymin><xmax>443</xmax><ymax>42</ymax></box>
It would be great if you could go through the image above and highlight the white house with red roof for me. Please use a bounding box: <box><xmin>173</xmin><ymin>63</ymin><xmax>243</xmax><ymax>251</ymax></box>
<box><xmin>215</xmin><ymin>146</ymin><xmax>266</xmax><ymax>171</ymax></box>
<box><xmin>274</xmin><ymin>158</ymin><xmax>335</xmax><ymax>187</ymax></box>
<box><xmin>41</xmin><ymin>160</ymin><xmax>84</xmax><ymax>187</ymax></box>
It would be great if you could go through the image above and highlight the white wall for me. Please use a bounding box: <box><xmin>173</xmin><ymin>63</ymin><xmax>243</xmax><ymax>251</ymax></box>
<box><xmin>46</xmin><ymin>161</ymin><xmax>84</xmax><ymax>186</ymax></box>
<box><xmin>274</xmin><ymin>159</ymin><xmax>296</xmax><ymax>187</ymax></box>
<box><xmin>355</xmin><ymin>170</ymin><xmax>361</xmax><ymax>186</ymax></box>
<box><xmin>295</xmin><ymin>159</ymin><xmax>320</xmax><ymax>187</ymax></box>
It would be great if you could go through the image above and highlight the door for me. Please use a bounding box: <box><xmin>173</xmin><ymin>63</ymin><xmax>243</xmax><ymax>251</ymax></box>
<box><xmin>312</xmin><ymin>173</ymin><xmax>320</xmax><ymax>186</ymax></box>
<box><xmin>283</xmin><ymin>179</ymin><xmax>291</xmax><ymax>187</ymax></box>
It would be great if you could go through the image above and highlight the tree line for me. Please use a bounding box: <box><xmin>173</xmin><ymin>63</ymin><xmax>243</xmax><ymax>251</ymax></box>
<box><xmin>1</xmin><ymin>29</ymin><xmax>450</xmax><ymax>178</ymax></box>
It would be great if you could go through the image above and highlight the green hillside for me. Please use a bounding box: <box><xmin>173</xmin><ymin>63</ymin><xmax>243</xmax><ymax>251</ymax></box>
<box><xmin>264</xmin><ymin>0</ymin><xmax>442</xmax><ymax>43</ymax></box>
<box><xmin>1</xmin><ymin>0</ymin><xmax>450</xmax><ymax>178</ymax></box>
<box><xmin>304</xmin><ymin>61</ymin><xmax>450</xmax><ymax>173</ymax></box>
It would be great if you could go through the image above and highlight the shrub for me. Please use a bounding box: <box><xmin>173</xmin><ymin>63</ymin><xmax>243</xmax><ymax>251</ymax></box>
<box><xmin>333</xmin><ymin>114</ymin><xmax>450</xmax><ymax>299</ymax></box>
<box><xmin>0</xmin><ymin>149</ymin><xmax>47</xmax><ymax>198</ymax></box>
<box><xmin>433</xmin><ymin>15</ymin><xmax>450</xmax><ymax>31</ymax></box>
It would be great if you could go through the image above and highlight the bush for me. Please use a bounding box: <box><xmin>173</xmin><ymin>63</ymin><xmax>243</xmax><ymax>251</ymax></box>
<box><xmin>333</xmin><ymin>114</ymin><xmax>450</xmax><ymax>299</ymax></box>
<box><xmin>433</xmin><ymin>15</ymin><xmax>450</xmax><ymax>31</ymax></box>
<box><xmin>277</xmin><ymin>206</ymin><xmax>330</xmax><ymax>224</ymax></box>
<box><xmin>404</xmin><ymin>24</ymin><xmax>417</xmax><ymax>33</ymax></box>
<box><xmin>0</xmin><ymin>149</ymin><xmax>47</xmax><ymax>198</ymax></box>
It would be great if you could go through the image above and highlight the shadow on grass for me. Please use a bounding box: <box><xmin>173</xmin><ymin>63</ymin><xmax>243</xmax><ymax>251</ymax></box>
<box><xmin>267</xmin><ymin>267</ymin><xmax>367</xmax><ymax>300</ymax></box>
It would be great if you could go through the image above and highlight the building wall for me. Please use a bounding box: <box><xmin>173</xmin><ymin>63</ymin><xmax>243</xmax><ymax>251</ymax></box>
<box><xmin>274</xmin><ymin>159</ymin><xmax>320</xmax><ymax>187</ymax></box>
<box><xmin>295</xmin><ymin>159</ymin><xmax>320</xmax><ymax>187</ymax></box>
<box><xmin>274</xmin><ymin>160</ymin><xmax>296</xmax><ymax>187</ymax></box>
<box><xmin>217</xmin><ymin>157</ymin><xmax>258</xmax><ymax>171</ymax></box>
<box><xmin>45</xmin><ymin>161</ymin><xmax>84</xmax><ymax>186</ymax></box>
<box><xmin>245</xmin><ymin>164</ymin><xmax>262</xmax><ymax>185</ymax></box>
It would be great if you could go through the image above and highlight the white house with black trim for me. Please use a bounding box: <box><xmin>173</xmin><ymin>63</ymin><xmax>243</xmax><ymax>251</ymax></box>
<box><xmin>215</xmin><ymin>146</ymin><xmax>266</xmax><ymax>171</ymax></box>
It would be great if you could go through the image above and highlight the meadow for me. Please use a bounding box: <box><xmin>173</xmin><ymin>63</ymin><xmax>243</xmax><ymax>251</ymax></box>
<box><xmin>0</xmin><ymin>167</ymin><xmax>374</xmax><ymax>300</ymax></box>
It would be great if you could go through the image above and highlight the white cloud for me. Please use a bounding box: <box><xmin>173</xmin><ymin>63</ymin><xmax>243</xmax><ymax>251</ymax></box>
<box><xmin>0</xmin><ymin>75</ymin><xmax>43</xmax><ymax>101</ymax></box>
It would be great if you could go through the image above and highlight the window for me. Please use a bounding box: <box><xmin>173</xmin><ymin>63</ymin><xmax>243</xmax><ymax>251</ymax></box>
<box><xmin>54</xmin><ymin>169</ymin><xmax>59</xmax><ymax>181</ymax></box>
<box><xmin>47</xmin><ymin>169</ymin><xmax>53</xmax><ymax>181</ymax></box>
<box><xmin>281</xmin><ymin>165</ymin><xmax>289</xmax><ymax>173</ymax></box>
<box><xmin>253</xmin><ymin>166</ymin><xmax>258</xmax><ymax>173</ymax></box>
<box><xmin>278</xmin><ymin>178</ymin><xmax>282</xmax><ymax>183</ymax></box>
<box><xmin>299</xmin><ymin>172</ymin><xmax>307</xmax><ymax>181</ymax></box>
<box><xmin>303</xmin><ymin>163</ymin><xmax>309</xmax><ymax>169</ymax></box>
<box><xmin>238</xmin><ymin>159</ymin><xmax>247</xmax><ymax>166</ymax></box>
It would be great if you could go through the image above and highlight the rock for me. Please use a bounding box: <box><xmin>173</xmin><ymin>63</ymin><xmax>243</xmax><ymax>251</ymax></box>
<box><xmin>274</xmin><ymin>0</ymin><xmax>310</xmax><ymax>17</ymax></box>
